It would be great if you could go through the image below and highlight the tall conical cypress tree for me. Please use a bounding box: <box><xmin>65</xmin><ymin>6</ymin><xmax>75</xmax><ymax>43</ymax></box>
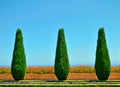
<box><xmin>11</xmin><ymin>29</ymin><xmax>26</xmax><ymax>80</ymax></box>
<box><xmin>54</xmin><ymin>29</ymin><xmax>70</xmax><ymax>80</ymax></box>
<box><xmin>95</xmin><ymin>28</ymin><xmax>111</xmax><ymax>80</ymax></box>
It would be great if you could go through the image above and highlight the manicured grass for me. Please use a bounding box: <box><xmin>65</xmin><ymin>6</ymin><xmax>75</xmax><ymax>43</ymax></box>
<box><xmin>1</xmin><ymin>80</ymin><xmax>120</xmax><ymax>87</ymax></box>
<box><xmin>1</xmin><ymin>84</ymin><xmax>120</xmax><ymax>87</ymax></box>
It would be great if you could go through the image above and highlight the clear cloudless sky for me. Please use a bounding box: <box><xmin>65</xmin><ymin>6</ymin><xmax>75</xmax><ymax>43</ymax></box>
<box><xmin>0</xmin><ymin>0</ymin><xmax>120</xmax><ymax>66</ymax></box>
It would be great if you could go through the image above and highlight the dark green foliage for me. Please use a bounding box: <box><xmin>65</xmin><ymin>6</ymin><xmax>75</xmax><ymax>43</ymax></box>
<box><xmin>11</xmin><ymin>29</ymin><xmax>26</xmax><ymax>80</ymax></box>
<box><xmin>54</xmin><ymin>29</ymin><xmax>70</xmax><ymax>80</ymax></box>
<box><xmin>95</xmin><ymin>28</ymin><xmax>111</xmax><ymax>80</ymax></box>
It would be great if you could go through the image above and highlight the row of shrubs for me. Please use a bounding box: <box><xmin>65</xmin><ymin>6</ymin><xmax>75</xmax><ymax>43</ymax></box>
<box><xmin>9</xmin><ymin>27</ymin><xmax>110</xmax><ymax>80</ymax></box>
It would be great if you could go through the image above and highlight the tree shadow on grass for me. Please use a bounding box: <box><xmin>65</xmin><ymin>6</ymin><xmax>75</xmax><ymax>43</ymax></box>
<box><xmin>46</xmin><ymin>80</ymin><xmax>64</xmax><ymax>82</ymax></box>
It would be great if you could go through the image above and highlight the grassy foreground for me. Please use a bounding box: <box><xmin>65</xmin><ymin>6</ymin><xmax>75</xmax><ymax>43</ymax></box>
<box><xmin>1</xmin><ymin>80</ymin><xmax>120</xmax><ymax>87</ymax></box>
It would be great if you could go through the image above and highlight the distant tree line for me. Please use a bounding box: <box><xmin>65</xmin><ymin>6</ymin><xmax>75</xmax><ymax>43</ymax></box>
<box><xmin>10</xmin><ymin>28</ymin><xmax>110</xmax><ymax>80</ymax></box>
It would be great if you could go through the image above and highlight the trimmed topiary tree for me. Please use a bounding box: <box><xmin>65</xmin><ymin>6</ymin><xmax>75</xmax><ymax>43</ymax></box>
<box><xmin>54</xmin><ymin>29</ymin><xmax>70</xmax><ymax>80</ymax></box>
<box><xmin>11</xmin><ymin>28</ymin><xmax>26</xmax><ymax>80</ymax></box>
<box><xmin>95</xmin><ymin>28</ymin><xmax>111</xmax><ymax>80</ymax></box>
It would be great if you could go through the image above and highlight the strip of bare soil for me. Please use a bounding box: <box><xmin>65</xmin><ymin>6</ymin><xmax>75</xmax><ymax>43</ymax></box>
<box><xmin>0</xmin><ymin>73</ymin><xmax>120</xmax><ymax>80</ymax></box>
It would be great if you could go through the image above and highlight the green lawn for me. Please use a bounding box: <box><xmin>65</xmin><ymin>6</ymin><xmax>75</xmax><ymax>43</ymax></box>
<box><xmin>0</xmin><ymin>80</ymin><xmax>120</xmax><ymax>87</ymax></box>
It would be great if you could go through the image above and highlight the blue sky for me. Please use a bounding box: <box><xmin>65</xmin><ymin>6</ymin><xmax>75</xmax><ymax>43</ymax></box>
<box><xmin>0</xmin><ymin>0</ymin><xmax>120</xmax><ymax>66</ymax></box>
